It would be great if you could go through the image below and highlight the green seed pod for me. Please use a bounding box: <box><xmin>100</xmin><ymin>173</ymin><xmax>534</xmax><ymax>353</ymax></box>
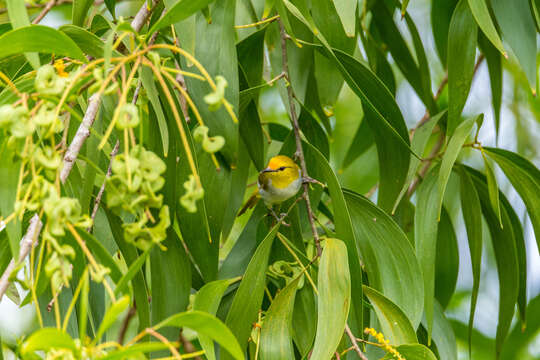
<box><xmin>0</xmin><ymin>104</ymin><xmax>14</xmax><ymax>128</ymax></box>
<box><xmin>9</xmin><ymin>107</ymin><xmax>34</xmax><ymax>138</ymax></box>
<box><xmin>203</xmin><ymin>75</ymin><xmax>228</xmax><ymax>111</ymax></box>
<box><xmin>35</xmin><ymin>64</ymin><xmax>66</xmax><ymax>95</ymax></box>
<box><xmin>180</xmin><ymin>175</ymin><xmax>204</xmax><ymax>213</ymax></box>
<box><xmin>202</xmin><ymin>135</ymin><xmax>225</xmax><ymax>153</ymax></box>
<box><xmin>193</xmin><ymin>125</ymin><xmax>209</xmax><ymax>142</ymax></box>
<box><xmin>35</xmin><ymin>146</ymin><xmax>62</xmax><ymax>170</ymax></box>
<box><xmin>116</xmin><ymin>103</ymin><xmax>140</xmax><ymax>129</ymax></box>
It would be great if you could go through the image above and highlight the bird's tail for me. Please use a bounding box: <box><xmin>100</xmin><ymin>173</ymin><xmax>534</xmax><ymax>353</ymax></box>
<box><xmin>238</xmin><ymin>189</ymin><xmax>260</xmax><ymax>216</ymax></box>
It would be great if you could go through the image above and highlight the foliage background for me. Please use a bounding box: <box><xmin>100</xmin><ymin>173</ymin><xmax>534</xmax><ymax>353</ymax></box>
<box><xmin>0</xmin><ymin>0</ymin><xmax>539</xmax><ymax>359</ymax></box>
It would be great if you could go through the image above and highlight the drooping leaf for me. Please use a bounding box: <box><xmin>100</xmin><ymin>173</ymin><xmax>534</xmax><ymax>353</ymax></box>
<box><xmin>457</xmin><ymin>165</ymin><xmax>483</xmax><ymax>354</ymax></box>
<box><xmin>467</xmin><ymin>0</ymin><xmax>505</xmax><ymax>55</ymax></box>
<box><xmin>478</xmin><ymin>32</ymin><xmax>502</xmax><ymax>138</ymax></box>
<box><xmin>344</xmin><ymin>190</ymin><xmax>424</xmax><ymax>328</ymax></box>
<box><xmin>447</xmin><ymin>0</ymin><xmax>478</xmax><ymax>134</ymax></box>
<box><xmin>260</xmin><ymin>276</ymin><xmax>301</xmax><ymax>360</ymax></box>
<box><xmin>363</xmin><ymin>286</ymin><xmax>418</xmax><ymax>345</ymax></box>
<box><xmin>484</xmin><ymin>147</ymin><xmax>540</xmax><ymax>251</ymax></box>
<box><xmin>223</xmin><ymin>223</ymin><xmax>280</xmax><ymax>358</ymax></box>
<box><xmin>428</xmin><ymin>301</ymin><xmax>458</xmax><ymax>360</ymax></box>
<box><xmin>155</xmin><ymin>311</ymin><xmax>244</xmax><ymax>360</ymax></box>
<box><xmin>482</xmin><ymin>151</ymin><xmax>502</xmax><ymax>227</ymax></box>
<box><xmin>193</xmin><ymin>279</ymin><xmax>234</xmax><ymax>360</ymax></box>
<box><xmin>491</xmin><ymin>0</ymin><xmax>537</xmax><ymax>88</ymax></box>
<box><xmin>0</xmin><ymin>154</ymin><xmax>21</xmax><ymax>259</ymax></box>
<box><xmin>414</xmin><ymin>166</ymin><xmax>440</xmax><ymax>342</ymax></box>
<box><xmin>467</xmin><ymin>166</ymin><xmax>519</xmax><ymax>356</ymax></box>
<box><xmin>438</xmin><ymin>114</ymin><xmax>479</xmax><ymax>216</ymax></box>
<box><xmin>114</xmin><ymin>248</ymin><xmax>151</xmax><ymax>296</ymax></box>
<box><xmin>334</xmin><ymin>0</ymin><xmax>357</xmax><ymax>37</ymax></box>
<box><xmin>72</xmin><ymin>0</ymin><xmax>93</xmax><ymax>27</ymax></box>
<box><xmin>310</xmin><ymin>238</ymin><xmax>350</xmax><ymax>360</ymax></box>
<box><xmin>435</xmin><ymin>207</ymin><xmax>459</xmax><ymax>310</ymax></box>
<box><xmin>431</xmin><ymin>0</ymin><xmax>459</xmax><ymax>66</ymax></box>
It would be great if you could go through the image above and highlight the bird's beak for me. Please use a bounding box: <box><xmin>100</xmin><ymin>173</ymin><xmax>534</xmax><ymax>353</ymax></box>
<box><xmin>261</xmin><ymin>167</ymin><xmax>274</xmax><ymax>173</ymax></box>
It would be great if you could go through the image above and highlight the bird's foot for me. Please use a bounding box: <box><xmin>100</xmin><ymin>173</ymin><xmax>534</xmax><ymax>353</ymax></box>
<box><xmin>269</xmin><ymin>208</ymin><xmax>290</xmax><ymax>226</ymax></box>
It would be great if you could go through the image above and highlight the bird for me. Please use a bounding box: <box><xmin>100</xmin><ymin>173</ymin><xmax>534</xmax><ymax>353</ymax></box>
<box><xmin>238</xmin><ymin>155</ymin><xmax>302</xmax><ymax>218</ymax></box>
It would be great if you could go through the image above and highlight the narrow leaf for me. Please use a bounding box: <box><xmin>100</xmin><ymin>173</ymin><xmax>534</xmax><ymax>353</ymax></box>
<box><xmin>149</xmin><ymin>0</ymin><xmax>216</xmax><ymax>35</ymax></box>
<box><xmin>260</xmin><ymin>276</ymin><xmax>301</xmax><ymax>360</ymax></box>
<box><xmin>482</xmin><ymin>151</ymin><xmax>502</xmax><ymax>227</ymax></box>
<box><xmin>72</xmin><ymin>0</ymin><xmax>93</xmax><ymax>26</ymax></box>
<box><xmin>447</xmin><ymin>0</ymin><xmax>478</xmax><ymax>134</ymax></box>
<box><xmin>363</xmin><ymin>286</ymin><xmax>418</xmax><ymax>345</ymax></box>
<box><xmin>21</xmin><ymin>328</ymin><xmax>76</xmax><ymax>355</ymax></box>
<box><xmin>467</xmin><ymin>0</ymin><xmax>506</xmax><ymax>55</ymax></box>
<box><xmin>6</xmin><ymin>0</ymin><xmax>40</xmax><ymax>69</ymax></box>
<box><xmin>310</xmin><ymin>238</ymin><xmax>350</xmax><ymax>360</ymax></box>
<box><xmin>94</xmin><ymin>295</ymin><xmax>130</xmax><ymax>341</ymax></box>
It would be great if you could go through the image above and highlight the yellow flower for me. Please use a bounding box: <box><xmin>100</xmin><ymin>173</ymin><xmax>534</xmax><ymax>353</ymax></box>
<box><xmin>54</xmin><ymin>59</ymin><xmax>69</xmax><ymax>77</ymax></box>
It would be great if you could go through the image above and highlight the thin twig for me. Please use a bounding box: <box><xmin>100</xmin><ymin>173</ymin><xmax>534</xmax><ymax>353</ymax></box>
<box><xmin>0</xmin><ymin>215</ymin><xmax>43</xmax><ymax>301</ymax></box>
<box><xmin>344</xmin><ymin>325</ymin><xmax>369</xmax><ymax>360</ymax></box>
<box><xmin>60</xmin><ymin>0</ymin><xmax>160</xmax><ymax>184</ymax></box>
<box><xmin>117</xmin><ymin>305</ymin><xmax>137</xmax><ymax>344</ymax></box>
<box><xmin>179</xmin><ymin>331</ymin><xmax>203</xmax><ymax>360</ymax></box>
<box><xmin>31</xmin><ymin>0</ymin><xmax>57</xmax><ymax>24</ymax></box>
<box><xmin>278</xmin><ymin>19</ymin><xmax>322</xmax><ymax>257</ymax></box>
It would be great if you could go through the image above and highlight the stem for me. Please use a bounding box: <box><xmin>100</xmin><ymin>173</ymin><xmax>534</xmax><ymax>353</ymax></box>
<box><xmin>344</xmin><ymin>325</ymin><xmax>369</xmax><ymax>360</ymax></box>
<box><xmin>0</xmin><ymin>215</ymin><xmax>43</xmax><ymax>301</ymax></box>
<box><xmin>278</xmin><ymin>19</ymin><xmax>322</xmax><ymax>257</ymax></box>
<box><xmin>32</xmin><ymin>0</ymin><xmax>58</xmax><ymax>24</ymax></box>
<box><xmin>117</xmin><ymin>304</ymin><xmax>137</xmax><ymax>344</ymax></box>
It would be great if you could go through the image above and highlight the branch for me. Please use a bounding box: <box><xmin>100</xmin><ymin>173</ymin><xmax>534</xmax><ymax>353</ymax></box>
<box><xmin>278</xmin><ymin>19</ymin><xmax>322</xmax><ymax>257</ymax></box>
<box><xmin>60</xmin><ymin>0</ymin><xmax>160</xmax><ymax>184</ymax></box>
<box><xmin>344</xmin><ymin>325</ymin><xmax>369</xmax><ymax>360</ymax></box>
<box><xmin>0</xmin><ymin>215</ymin><xmax>43</xmax><ymax>301</ymax></box>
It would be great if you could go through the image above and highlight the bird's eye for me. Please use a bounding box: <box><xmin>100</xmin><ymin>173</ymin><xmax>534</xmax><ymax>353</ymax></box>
<box><xmin>278</xmin><ymin>166</ymin><xmax>286</xmax><ymax>171</ymax></box>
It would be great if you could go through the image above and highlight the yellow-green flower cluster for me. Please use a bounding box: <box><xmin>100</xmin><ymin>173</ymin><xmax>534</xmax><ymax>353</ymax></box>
<box><xmin>364</xmin><ymin>327</ymin><xmax>404</xmax><ymax>360</ymax></box>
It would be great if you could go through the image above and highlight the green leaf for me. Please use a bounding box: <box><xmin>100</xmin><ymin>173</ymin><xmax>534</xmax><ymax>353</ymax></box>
<box><xmin>467</xmin><ymin>167</ymin><xmax>519</xmax><ymax>356</ymax></box>
<box><xmin>382</xmin><ymin>344</ymin><xmax>437</xmax><ymax>360</ymax></box>
<box><xmin>0</xmin><ymin>25</ymin><xmax>85</xmax><ymax>61</ymax></box>
<box><xmin>482</xmin><ymin>152</ymin><xmax>502</xmax><ymax>227</ymax></box>
<box><xmin>363</xmin><ymin>286</ymin><xmax>418</xmax><ymax>345</ymax></box>
<box><xmin>223</xmin><ymin>223</ymin><xmax>280</xmax><ymax>358</ymax></box>
<box><xmin>140</xmin><ymin>66</ymin><xmax>169</xmax><ymax>156</ymax></box>
<box><xmin>429</xmin><ymin>301</ymin><xmax>458</xmax><ymax>360</ymax></box>
<box><xmin>193</xmin><ymin>279</ymin><xmax>234</xmax><ymax>360</ymax></box>
<box><xmin>0</xmin><ymin>154</ymin><xmax>20</xmax><ymax>259</ymax></box>
<box><xmin>414</xmin><ymin>166</ymin><xmax>440</xmax><ymax>342</ymax></box>
<box><xmin>78</xmin><ymin>269</ymin><xmax>90</xmax><ymax>339</ymax></box>
<box><xmin>104</xmin><ymin>0</ymin><xmax>116</xmax><ymax>18</ymax></box>
<box><xmin>431</xmin><ymin>0</ymin><xmax>459</xmax><ymax>66</ymax></box>
<box><xmin>341</xmin><ymin>115</ymin><xmax>374</xmax><ymax>170</ymax></box>
<box><xmin>94</xmin><ymin>295</ymin><xmax>130</xmax><ymax>342</ymax></box>
<box><xmin>114</xmin><ymin>248</ymin><xmax>151</xmax><ymax>296</ymax></box>
<box><xmin>492</xmin><ymin>0</ymin><xmax>537</xmax><ymax>88</ymax></box>
<box><xmin>106</xmin><ymin>211</ymin><xmax>151</xmax><ymax>332</ymax></box>
<box><xmin>155</xmin><ymin>311</ymin><xmax>244</xmax><ymax>360</ymax></box>
<box><xmin>334</xmin><ymin>0</ymin><xmax>356</xmax><ymax>36</ymax></box>
<box><xmin>392</xmin><ymin>111</ymin><xmax>446</xmax><ymax>213</ymax></box>
<box><xmin>302</xmin><ymin>142</ymin><xmax>364</xmax><ymax>332</ymax></box>
<box><xmin>20</xmin><ymin>328</ymin><xmax>76</xmax><ymax>355</ymax></box>
<box><xmin>478</xmin><ymin>32</ymin><xmax>502</xmax><ymax>137</ymax></box>
<box><xmin>500</xmin><ymin>294</ymin><xmax>540</xmax><ymax>360</ymax></box>
<box><xmin>438</xmin><ymin>114</ymin><xmax>479</xmax><ymax>217</ymax></box>
<box><xmin>457</xmin><ymin>166</ymin><xmax>483</xmax><ymax>354</ymax></box>
<box><xmin>447</xmin><ymin>0</ymin><xmax>478</xmax><ymax>134</ymax></box>
<box><xmin>6</xmin><ymin>0</ymin><xmax>40</xmax><ymax>69</ymax></box>
<box><xmin>372</xmin><ymin>3</ymin><xmax>435</xmax><ymax>112</ymax></box>
<box><xmin>149</xmin><ymin>0</ymin><xmax>216</xmax><ymax>35</ymax></box>
<box><xmin>344</xmin><ymin>190</ymin><xmax>424</xmax><ymax>328</ymax></box>
<box><xmin>310</xmin><ymin>238</ymin><xmax>350</xmax><ymax>360</ymax></box>
<box><xmin>260</xmin><ymin>276</ymin><xmax>301</xmax><ymax>360</ymax></box>
<box><xmin>435</xmin><ymin>207</ymin><xmax>459</xmax><ymax>309</ymax></box>
<box><xmin>59</xmin><ymin>25</ymin><xmax>105</xmax><ymax>59</ymax></box>
<box><xmin>484</xmin><ymin>147</ymin><xmax>540</xmax><ymax>252</ymax></box>
<box><xmin>467</xmin><ymin>0</ymin><xmax>505</xmax><ymax>55</ymax></box>
<box><xmin>72</xmin><ymin>0</ymin><xmax>93</xmax><ymax>26</ymax></box>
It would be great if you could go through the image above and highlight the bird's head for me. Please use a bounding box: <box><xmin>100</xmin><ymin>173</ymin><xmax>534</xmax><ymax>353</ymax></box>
<box><xmin>258</xmin><ymin>155</ymin><xmax>301</xmax><ymax>189</ymax></box>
